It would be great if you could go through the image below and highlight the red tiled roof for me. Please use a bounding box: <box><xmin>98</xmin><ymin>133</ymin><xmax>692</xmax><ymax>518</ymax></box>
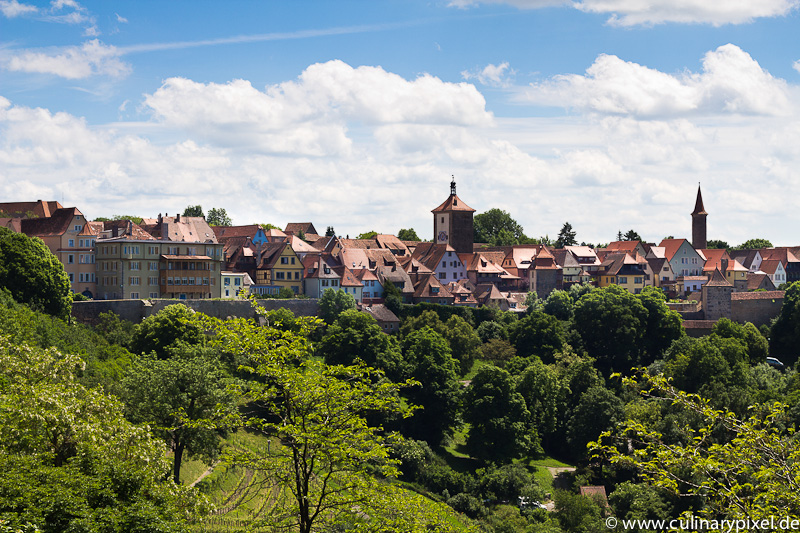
<box><xmin>20</xmin><ymin>207</ymin><xmax>82</xmax><ymax>237</ymax></box>
<box><xmin>0</xmin><ymin>200</ymin><xmax>63</xmax><ymax>219</ymax></box>
<box><xmin>731</xmin><ymin>290</ymin><xmax>784</xmax><ymax>300</ymax></box>
<box><xmin>705</xmin><ymin>268</ymin><xmax>731</xmax><ymax>287</ymax></box>
<box><xmin>659</xmin><ymin>238</ymin><xmax>689</xmax><ymax>261</ymax></box>
<box><xmin>431</xmin><ymin>194</ymin><xmax>475</xmax><ymax>213</ymax></box>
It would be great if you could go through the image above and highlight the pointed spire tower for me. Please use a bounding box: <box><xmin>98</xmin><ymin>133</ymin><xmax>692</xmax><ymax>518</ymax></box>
<box><xmin>432</xmin><ymin>176</ymin><xmax>475</xmax><ymax>254</ymax></box>
<box><xmin>691</xmin><ymin>183</ymin><xmax>707</xmax><ymax>250</ymax></box>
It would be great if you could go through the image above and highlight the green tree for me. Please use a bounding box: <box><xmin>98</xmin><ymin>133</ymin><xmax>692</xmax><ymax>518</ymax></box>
<box><xmin>122</xmin><ymin>344</ymin><xmax>237</xmax><ymax>484</ymax></box>
<box><xmin>318</xmin><ymin>288</ymin><xmax>357</xmax><ymax>324</ymax></box>
<box><xmin>206</xmin><ymin>207</ymin><xmax>232</xmax><ymax>226</ymax></box>
<box><xmin>443</xmin><ymin>314</ymin><xmax>482</xmax><ymax>375</ymax></box>
<box><xmin>573</xmin><ymin>285</ymin><xmax>648</xmax><ymax>375</ymax></box>
<box><xmin>476</xmin><ymin>320</ymin><xmax>508</xmax><ymax>342</ymax></box>
<box><xmin>0</xmin><ymin>338</ymin><xmax>204</xmax><ymax>531</ymax></box>
<box><xmin>608</xmin><ymin>482</ymin><xmax>673</xmax><ymax>525</ymax></box>
<box><xmin>594</xmin><ymin>373</ymin><xmax>800</xmax><ymax>521</ymax></box>
<box><xmin>516</xmin><ymin>357</ymin><xmax>567</xmax><ymax>448</ymax></box>
<box><xmin>182</xmin><ymin>205</ymin><xmax>204</xmax><ymax>217</ymax></box>
<box><xmin>623</xmin><ymin>229</ymin><xmax>642</xmax><ymax>241</ymax></box>
<box><xmin>401</xmin><ymin>327</ymin><xmax>461</xmax><ymax>445</ymax></box>
<box><xmin>400</xmin><ymin>309</ymin><xmax>446</xmax><ymax>337</ymax></box>
<box><xmin>317</xmin><ymin>309</ymin><xmax>405</xmax><ymax>380</ymax></box>
<box><xmin>130</xmin><ymin>304</ymin><xmax>205</xmax><ymax>357</ymax></box>
<box><xmin>325</xmin><ymin>226</ymin><xmax>336</xmax><ymax>236</ymax></box>
<box><xmin>637</xmin><ymin>286</ymin><xmax>683</xmax><ymax>363</ymax></box>
<box><xmin>770</xmin><ymin>281</ymin><xmax>800</xmax><ymax>366</ymax></box>
<box><xmin>473</xmin><ymin>208</ymin><xmax>526</xmax><ymax>245</ymax></box>
<box><xmin>553</xmin><ymin>490</ymin><xmax>605</xmax><ymax>533</ymax></box>
<box><xmin>509</xmin><ymin>311</ymin><xmax>566</xmax><ymax>362</ymax></box>
<box><xmin>567</xmin><ymin>385</ymin><xmax>623</xmax><ymax>458</ymax></box>
<box><xmin>555</xmin><ymin>222</ymin><xmax>578</xmax><ymax>248</ymax></box>
<box><xmin>0</xmin><ymin>227</ymin><xmax>71</xmax><ymax>319</ymax></box>
<box><xmin>543</xmin><ymin>289</ymin><xmax>574</xmax><ymax>321</ymax></box>
<box><xmin>712</xmin><ymin>317</ymin><xmax>768</xmax><ymax>365</ymax></box>
<box><xmin>707</xmin><ymin>239</ymin><xmax>729</xmax><ymax>250</ymax></box>
<box><xmin>357</xmin><ymin>230</ymin><xmax>378</xmax><ymax>239</ymax></box>
<box><xmin>736</xmin><ymin>238</ymin><xmax>773</xmax><ymax>250</ymax></box>
<box><xmin>463</xmin><ymin>366</ymin><xmax>533</xmax><ymax>462</ymax></box>
<box><xmin>397</xmin><ymin>228</ymin><xmax>420</xmax><ymax>241</ymax></box>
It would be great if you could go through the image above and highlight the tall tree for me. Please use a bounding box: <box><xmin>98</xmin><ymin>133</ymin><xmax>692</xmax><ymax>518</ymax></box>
<box><xmin>318</xmin><ymin>288</ymin><xmax>357</xmax><ymax>324</ymax></box>
<box><xmin>397</xmin><ymin>228</ymin><xmax>420</xmax><ymax>241</ymax></box>
<box><xmin>130</xmin><ymin>304</ymin><xmax>205</xmax><ymax>357</ymax></box>
<box><xmin>206</xmin><ymin>207</ymin><xmax>232</xmax><ymax>226</ymax></box>
<box><xmin>737</xmin><ymin>238</ymin><xmax>773</xmax><ymax>250</ymax></box>
<box><xmin>0</xmin><ymin>227</ymin><xmax>71</xmax><ymax>319</ymax></box>
<box><xmin>555</xmin><ymin>222</ymin><xmax>577</xmax><ymax>248</ymax></box>
<box><xmin>769</xmin><ymin>281</ymin><xmax>800</xmax><ymax>366</ymax></box>
<box><xmin>182</xmin><ymin>205</ymin><xmax>204</xmax><ymax>217</ymax></box>
<box><xmin>707</xmin><ymin>239</ymin><xmax>729</xmax><ymax>250</ymax></box>
<box><xmin>122</xmin><ymin>344</ymin><xmax>237</xmax><ymax>484</ymax></box>
<box><xmin>463</xmin><ymin>366</ymin><xmax>533</xmax><ymax>462</ymax></box>
<box><xmin>325</xmin><ymin>226</ymin><xmax>336</xmax><ymax>236</ymax></box>
<box><xmin>473</xmin><ymin>208</ymin><xmax>527</xmax><ymax>245</ymax></box>
<box><xmin>357</xmin><ymin>230</ymin><xmax>378</xmax><ymax>239</ymax></box>
<box><xmin>624</xmin><ymin>229</ymin><xmax>642</xmax><ymax>241</ymax></box>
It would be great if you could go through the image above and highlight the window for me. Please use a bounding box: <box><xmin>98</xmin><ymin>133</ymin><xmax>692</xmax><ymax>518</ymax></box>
<box><xmin>453</xmin><ymin>272</ymin><xmax>457</xmax><ymax>279</ymax></box>
<box><xmin>441</xmin><ymin>261</ymin><xmax>446</xmax><ymax>268</ymax></box>
<box><xmin>294</xmin><ymin>272</ymin><xmax>299</xmax><ymax>280</ymax></box>
<box><xmin>322</xmin><ymin>280</ymin><xmax>329</xmax><ymax>287</ymax></box>
<box><xmin>234</xmin><ymin>278</ymin><xmax>241</xmax><ymax>286</ymax></box>
<box><xmin>129</xmin><ymin>277</ymin><xmax>140</xmax><ymax>286</ymax></box>
<box><xmin>149</xmin><ymin>262</ymin><xmax>158</xmax><ymax>270</ymax></box>
<box><xmin>130</xmin><ymin>292</ymin><xmax>139</xmax><ymax>299</ymax></box>
<box><xmin>332</xmin><ymin>280</ymin><xmax>339</xmax><ymax>286</ymax></box>
<box><xmin>187</xmin><ymin>247</ymin><xmax>197</xmax><ymax>256</ymax></box>
<box><xmin>663</xmin><ymin>266</ymin><xmax>669</xmax><ymax>271</ymax></box>
<box><xmin>189</xmin><ymin>278</ymin><xmax>195</xmax><ymax>285</ymax></box>
<box><xmin>149</xmin><ymin>277</ymin><xmax>158</xmax><ymax>285</ymax></box>
<box><xmin>281</xmin><ymin>257</ymin><xmax>289</xmax><ymax>264</ymax></box>
<box><xmin>168</xmin><ymin>277</ymin><xmax>174</xmax><ymax>285</ymax></box>
<box><xmin>619</xmin><ymin>277</ymin><xmax>627</xmax><ymax>284</ymax></box>
<box><xmin>68</xmin><ymin>254</ymin><xmax>74</xmax><ymax>264</ymax></box>
<box><xmin>224</xmin><ymin>277</ymin><xmax>230</xmax><ymax>285</ymax></box>
<box><xmin>634</xmin><ymin>277</ymin><xmax>643</xmax><ymax>284</ymax></box>
<box><xmin>291</xmin><ymin>257</ymin><xmax>295</xmax><ymax>264</ymax></box>
<box><xmin>149</xmin><ymin>246</ymin><xmax>159</xmax><ymax>255</ymax></box>
<box><xmin>182</xmin><ymin>277</ymin><xmax>188</xmax><ymax>285</ymax></box>
<box><xmin>439</xmin><ymin>272</ymin><xmax>446</xmax><ymax>279</ymax></box>
<box><xmin>74</xmin><ymin>225</ymin><xmax>82</xmax><ymax>231</ymax></box>
<box><xmin>150</xmin><ymin>292</ymin><xmax>159</xmax><ymax>298</ymax></box>
<box><xmin>68</xmin><ymin>239</ymin><xmax>75</xmax><ymax>247</ymax></box>
<box><xmin>130</xmin><ymin>262</ymin><xmax>140</xmax><ymax>270</ymax></box>
<box><xmin>168</xmin><ymin>247</ymin><xmax>178</xmax><ymax>255</ymax></box>
<box><xmin>203</xmin><ymin>278</ymin><xmax>209</xmax><ymax>285</ymax></box>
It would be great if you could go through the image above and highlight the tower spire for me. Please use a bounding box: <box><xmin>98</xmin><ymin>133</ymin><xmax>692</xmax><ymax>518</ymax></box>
<box><xmin>450</xmin><ymin>175</ymin><xmax>456</xmax><ymax>196</ymax></box>
<box><xmin>692</xmin><ymin>183</ymin><xmax>707</xmax><ymax>216</ymax></box>
<box><xmin>691</xmin><ymin>183</ymin><xmax>708</xmax><ymax>249</ymax></box>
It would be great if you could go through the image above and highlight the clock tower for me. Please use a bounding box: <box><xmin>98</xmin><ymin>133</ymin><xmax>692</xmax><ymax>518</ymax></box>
<box><xmin>432</xmin><ymin>177</ymin><xmax>475</xmax><ymax>254</ymax></box>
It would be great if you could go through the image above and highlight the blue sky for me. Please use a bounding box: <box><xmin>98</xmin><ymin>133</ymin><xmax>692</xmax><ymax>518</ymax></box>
<box><xmin>1</xmin><ymin>0</ymin><xmax>799</xmax><ymax>246</ymax></box>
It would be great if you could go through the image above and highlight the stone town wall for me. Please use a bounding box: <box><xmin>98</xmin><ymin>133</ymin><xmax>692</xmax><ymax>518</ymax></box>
<box><xmin>730</xmin><ymin>292</ymin><xmax>784</xmax><ymax>327</ymax></box>
<box><xmin>72</xmin><ymin>298</ymin><xmax>320</xmax><ymax>325</ymax></box>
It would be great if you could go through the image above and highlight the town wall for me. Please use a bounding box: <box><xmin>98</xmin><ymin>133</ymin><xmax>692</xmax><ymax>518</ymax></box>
<box><xmin>731</xmin><ymin>292</ymin><xmax>784</xmax><ymax>327</ymax></box>
<box><xmin>72</xmin><ymin>298</ymin><xmax>320</xmax><ymax>325</ymax></box>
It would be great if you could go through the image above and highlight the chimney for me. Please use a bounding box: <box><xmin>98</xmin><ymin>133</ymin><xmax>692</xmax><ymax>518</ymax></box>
<box><xmin>176</xmin><ymin>213</ymin><xmax>181</xmax><ymax>223</ymax></box>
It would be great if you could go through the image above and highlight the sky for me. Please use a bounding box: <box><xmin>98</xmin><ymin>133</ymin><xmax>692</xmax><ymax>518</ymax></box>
<box><xmin>1</xmin><ymin>0</ymin><xmax>799</xmax><ymax>246</ymax></box>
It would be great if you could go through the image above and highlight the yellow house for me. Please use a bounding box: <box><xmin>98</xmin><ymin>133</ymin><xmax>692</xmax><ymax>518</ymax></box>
<box><xmin>596</xmin><ymin>253</ymin><xmax>648</xmax><ymax>294</ymax></box>
<box><xmin>253</xmin><ymin>242</ymin><xmax>304</xmax><ymax>295</ymax></box>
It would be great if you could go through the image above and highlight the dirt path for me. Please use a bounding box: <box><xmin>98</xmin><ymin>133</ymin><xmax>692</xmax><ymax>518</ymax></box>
<box><xmin>190</xmin><ymin>461</ymin><xmax>219</xmax><ymax>488</ymax></box>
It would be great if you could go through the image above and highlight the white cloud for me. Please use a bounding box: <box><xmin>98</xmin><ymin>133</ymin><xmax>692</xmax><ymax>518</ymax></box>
<box><xmin>794</xmin><ymin>60</ymin><xmax>800</xmax><ymax>74</ymax></box>
<box><xmin>521</xmin><ymin>44</ymin><xmax>793</xmax><ymax>118</ymax></box>
<box><xmin>0</xmin><ymin>0</ymin><xmax>37</xmax><ymax>17</ymax></box>
<box><xmin>115</xmin><ymin>12</ymin><xmax>127</xmax><ymax>23</ymax></box>
<box><xmin>461</xmin><ymin>62</ymin><xmax>515</xmax><ymax>87</ymax></box>
<box><xmin>143</xmin><ymin>60</ymin><xmax>493</xmax><ymax>155</ymax></box>
<box><xmin>448</xmin><ymin>0</ymin><xmax>799</xmax><ymax>25</ymax></box>
<box><xmin>2</xmin><ymin>40</ymin><xmax>130</xmax><ymax>79</ymax></box>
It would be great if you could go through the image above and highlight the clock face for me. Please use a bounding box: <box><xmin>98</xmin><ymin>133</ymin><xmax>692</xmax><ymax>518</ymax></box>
<box><xmin>438</xmin><ymin>231</ymin><xmax>448</xmax><ymax>242</ymax></box>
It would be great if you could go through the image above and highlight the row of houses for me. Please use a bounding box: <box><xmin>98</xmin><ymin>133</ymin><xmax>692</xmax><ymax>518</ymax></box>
<box><xmin>2</xmin><ymin>191</ymin><xmax>798</xmax><ymax>311</ymax></box>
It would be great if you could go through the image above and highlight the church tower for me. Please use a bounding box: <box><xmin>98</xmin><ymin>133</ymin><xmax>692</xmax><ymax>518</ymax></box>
<box><xmin>691</xmin><ymin>184</ymin><xmax>707</xmax><ymax>250</ymax></box>
<box><xmin>432</xmin><ymin>177</ymin><xmax>475</xmax><ymax>254</ymax></box>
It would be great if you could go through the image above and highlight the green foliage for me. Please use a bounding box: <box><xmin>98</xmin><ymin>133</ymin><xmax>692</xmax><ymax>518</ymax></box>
<box><xmin>555</xmin><ymin>222</ymin><xmax>578</xmax><ymax>249</ymax></box>
<box><xmin>182</xmin><ymin>205</ymin><xmax>204</xmax><ymax>217</ymax></box>
<box><xmin>443</xmin><ymin>314</ymin><xmax>482</xmax><ymax>375</ymax></box>
<box><xmin>476</xmin><ymin>320</ymin><xmax>508</xmax><ymax>342</ymax></box>
<box><xmin>636</xmin><ymin>286</ymin><xmax>684</xmax><ymax>363</ymax></box>
<box><xmin>463</xmin><ymin>366</ymin><xmax>534</xmax><ymax>462</ymax></box>
<box><xmin>608</xmin><ymin>482</ymin><xmax>673</xmax><ymax>524</ymax></box>
<box><xmin>567</xmin><ymin>385</ymin><xmax>624</xmax><ymax>458</ymax></box>
<box><xmin>543</xmin><ymin>289</ymin><xmax>574</xmax><ymax>321</ymax></box>
<box><xmin>593</xmin><ymin>372</ymin><xmax>800</xmax><ymax>521</ymax></box>
<box><xmin>712</xmin><ymin>317</ymin><xmax>768</xmax><ymax>365</ymax></box>
<box><xmin>94</xmin><ymin>311</ymin><xmax>135</xmax><ymax>349</ymax></box>
<box><xmin>0</xmin><ymin>338</ymin><xmax>205</xmax><ymax>531</ymax></box>
<box><xmin>736</xmin><ymin>238</ymin><xmax>772</xmax><ymax>250</ymax></box>
<box><xmin>397</xmin><ymin>228</ymin><xmax>421</xmax><ymax>241</ymax></box>
<box><xmin>122</xmin><ymin>344</ymin><xmax>238</xmax><ymax>484</ymax></box>
<box><xmin>317</xmin><ymin>309</ymin><xmax>405</xmax><ymax>380</ymax></box>
<box><xmin>623</xmin><ymin>229</ymin><xmax>642</xmax><ymax>241</ymax></box>
<box><xmin>130</xmin><ymin>304</ymin><xmax>205</xmax><ymax>357</ymax></box>
<box><xmin>95</xmin><ymin>214</ymin><xmax>144</xmax><ymax>224</ymax></box>
<box><xmin>516</xmin><ymin>357</ymin><xmax>567</xmax><ymax>447</ymax></box>
<box><xmin>318</xmin><ymin>288</ymin><xmax>357</xmax><ymax>324</ymax></box>
<box><xmin>480</xmin><ymin>338</ymin><xmax>517</xmax><ymax>367</ymax></box>
<box><xmin>325</xmin><ymin>226</ymin><xmax>335</xmax><ymax>236</ymax></box>
<box><xmin>573</xmin><ymin>285</ymin><xmax>648</xmax><ymax>374</ymax></box>
<box><xmin>553</xmin><ymin>490</ymin><xmax>604</xmax><ymax>533</ymax></box>
<box><xmin>770</xmin><ymin>281</ymin><xmax>800</xmax><ymax>365</ymax></box>
<box><xmin>206</xmin><ymin>207</ymin><xmax>231</xmax><ymax>226</ymax></box>
<box><xmin>707</xmin><ymin>239</ymin><xmax>729</xmax><ymax>250</ymax></box>
<box><xmin>474</xmin><ymin>208</ymin><xmax>527</xmax><ymax>245</ymax></box>
<box><xmin>510</xmin><ymin>311</ymin><xmax>566</xmax><ymax>362</ymax></box>
<box><xmin>356</xmin><ymin>230</ymin><xmax>378</xmax><ymax>239</ymax></box>
<box><xmin>401</xmin><ymin>327</ymin><xmax>461</xmax><ymax>445</ymax></box>
<box><xmin>0</xmin><ymin>227</ymin><xmax>71</xmax><ymax>319</ymax></box>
